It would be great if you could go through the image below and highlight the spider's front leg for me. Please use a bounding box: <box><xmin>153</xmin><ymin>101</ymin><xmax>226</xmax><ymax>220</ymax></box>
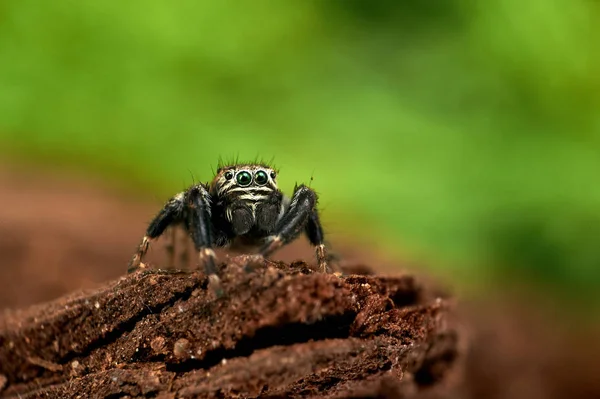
<box><xmin>305</xmin><ymin>202</ymin><xmax>332</xmax><ymax>273</ymax></box>
<box><xmin>259</xmin><ymin>184</ymin><xmax>331</xmax><ymax>273</ymax></box>
<box><xmin>128</xmin><ymin>193</ymin><xmax>185</xmax><ymax>273</ymax></box>
<box><xmin>186</xmin><ymin>185</ymin><xmax>220</xmax><ymax>286</ymax></box>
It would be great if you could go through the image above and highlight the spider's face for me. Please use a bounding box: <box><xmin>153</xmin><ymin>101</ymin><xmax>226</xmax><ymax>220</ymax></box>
<box><xmin>211</xmin><ymin>164</ymin><xmax>279</xmax><ymax>198</ymax></box>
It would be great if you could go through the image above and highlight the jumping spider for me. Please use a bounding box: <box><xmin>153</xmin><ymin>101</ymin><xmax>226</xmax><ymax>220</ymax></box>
<box><xmin>128</xmin><ymin>162</ymin><xmax>330</xmax><ymax>284</ymax></box>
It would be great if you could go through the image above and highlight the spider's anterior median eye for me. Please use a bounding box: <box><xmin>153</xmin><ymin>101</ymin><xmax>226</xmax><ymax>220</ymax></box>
<box><xmin>255</xmin><ymin>170</ymin><xmax>268</xmax><ymax>185</ymax></box>
<box><xmin>224</xmin><ymin>171</ymin><xmax>234</xmax><ymax>180</ymax></box>
<box><xmin>236</xmin><ymin>171</ymin><xmax>252</xmax><ymax>186</ymax></box>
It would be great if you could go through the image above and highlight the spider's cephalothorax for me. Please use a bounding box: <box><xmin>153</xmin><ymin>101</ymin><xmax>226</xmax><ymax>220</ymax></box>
<box><xmin>128</xmin><ymin>162</ymin><xmax>329</xmax><ymax>284</ymax></box>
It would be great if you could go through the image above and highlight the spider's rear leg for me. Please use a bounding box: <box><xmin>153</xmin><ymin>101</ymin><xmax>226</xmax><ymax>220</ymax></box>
<box><xmin>164</xmin><ymin>225</ymin><xmax>191</xmax><ymax>269</ymax></box>
<box><xmin>259</xmin><ymin>184</ymin><xmax>332</xmax><ymax>273</ymax></box>
<box><xmin>164</xmin><ymin>226</ymin><xmax>177</xmax><ymax>269</ymax></box>
<box><xmin>179</xmin><ymin>228</ymin><xmax>191</xmax><ymax>269</ymax></box>
<box><xmin>128</xmin><ymin>193</ymin><xmax>185</xmax><ymax>273</ymax></box>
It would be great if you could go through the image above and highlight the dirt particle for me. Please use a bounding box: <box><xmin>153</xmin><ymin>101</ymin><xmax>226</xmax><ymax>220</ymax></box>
<box><xmin>173</xmin><ymin>338</ymin><xmax>191</xmax><ymax>359</ymax></box>
<box><xmin>151</xmin><ymin>336</ymin><xmax>167</xmax><ymax>354</ymax></box>
<box><xmin>70</xmin><ymin>360</ymin><xmax>83</xmax><ymax>376</ymax></box>
<box><xmin>94</xmin><ymin>301</ymin><xmax>100</xmax><ymax>309</ymax></box>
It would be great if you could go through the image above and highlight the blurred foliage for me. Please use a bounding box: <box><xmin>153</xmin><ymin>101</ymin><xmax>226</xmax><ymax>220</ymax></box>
<box><xmin>0</xmin><ymin>0</ymin><xmax>598</xmax><ymax>299</ymax></box>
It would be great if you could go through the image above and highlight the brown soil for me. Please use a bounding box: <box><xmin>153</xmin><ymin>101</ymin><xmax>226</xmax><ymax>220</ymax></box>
<box><xmin>1</xmin><ymin>166</ymin><xmax>599</xmax><ymax>399</ymax></box>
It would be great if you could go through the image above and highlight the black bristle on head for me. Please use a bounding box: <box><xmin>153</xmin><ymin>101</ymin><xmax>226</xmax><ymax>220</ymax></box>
<box><xmin>216</xmin><ymin>155</ymin><xmax>278</xmax><ymax>173</ymax></box>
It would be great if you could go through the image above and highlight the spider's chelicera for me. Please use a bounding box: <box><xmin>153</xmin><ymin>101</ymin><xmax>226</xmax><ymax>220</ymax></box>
<box><xmin>128</xmin><ymin>162</ymin><xmax>330</xmax><ymax>283</ymax></box>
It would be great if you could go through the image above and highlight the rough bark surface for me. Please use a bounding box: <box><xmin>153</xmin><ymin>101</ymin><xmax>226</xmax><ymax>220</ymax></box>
<box><xmin>0</xmin><ymin>258</ymin><xmax>457</xmax><ymax>399</ymax></box>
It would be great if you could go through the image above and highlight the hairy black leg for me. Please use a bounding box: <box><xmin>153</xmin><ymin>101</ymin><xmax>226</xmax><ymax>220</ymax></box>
<box><xmin>305</xmin><ymin>207</ymin><xmax>332</xmax><ymax>273</ymax></box>
<box><xmin>128</xmin><ymin>193</ymin><xmax>185</xmax><ymax>273</ymax></box>
<box><xmin>259</xmin><ymin>184</ymin><xmax>319</xmax><ymax>259</ymax></box>
<box><xmin>187</xmin><ymin>185</ymin><xmax>219</xmax><ymax>284</ymax></box>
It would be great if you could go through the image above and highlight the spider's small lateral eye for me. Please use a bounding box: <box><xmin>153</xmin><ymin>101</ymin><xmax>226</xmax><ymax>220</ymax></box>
<box><xmin>224</xmin><ymin>171</ymin><xmax>234</xmax><ymax>180</ymax></box>
<box><xmin>236</xmin><ymin>171</ymin><xmax>252</xmax><ymax>186</ymax></box>
<box><xmin>270</xmin><ymin>171</ymin><xmax>276</xmax><ymax>179</ymax></box>
<box><xmin>255</xmin><ymin>170</ymin><xmax>268</xmax><ymax>185</ymax></box>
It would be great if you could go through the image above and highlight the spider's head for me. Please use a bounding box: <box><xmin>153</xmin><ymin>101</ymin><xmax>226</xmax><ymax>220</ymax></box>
<box><xmin>210</xmin><ymin>163</ymin><xmax>279</xmax><ymax>198</ymax></box>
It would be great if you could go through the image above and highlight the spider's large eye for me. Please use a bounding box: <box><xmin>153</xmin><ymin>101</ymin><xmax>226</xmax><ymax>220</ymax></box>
<box><xmin>236</xmin><ymin>171</ymin><xmax>252</xmax><ymax>186</ymax></box>
<box><xmin>224</xmin><ymin>171</ymin><xmax>233</xmax><ymax>180</ymax></box>
<box><xmin>255</xmin><ymin>170</ymin><xmax>268</xmax><ymax>185</ymax></box>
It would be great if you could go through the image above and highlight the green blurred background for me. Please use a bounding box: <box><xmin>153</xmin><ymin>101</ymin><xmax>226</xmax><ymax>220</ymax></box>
<box><xmin>1</xmin><ymin>0</ymin><xmax>598</xmax><ymax>302</ymax></box>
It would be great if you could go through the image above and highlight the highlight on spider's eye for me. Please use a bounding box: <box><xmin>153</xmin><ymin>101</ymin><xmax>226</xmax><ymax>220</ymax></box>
<box><xmin>224</xmin><ymin>171</ymin><xmax>234</xmax><ymax>180</ymax></box>
<box><xmin>255</xmin><ymin>170</ymin><xmax>268</xmax><ymax>185</ymax></box>
<box><xmin>236</xmin><ymin>170</ymin><xmax>252</xmax><ymax>186</ymax></box>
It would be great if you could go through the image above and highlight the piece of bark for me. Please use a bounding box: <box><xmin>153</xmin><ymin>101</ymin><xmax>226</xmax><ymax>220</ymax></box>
<box><xmin>0</xmin><ymin>257</ymin><xmax>457</xmax><ymax>398</ymax></box>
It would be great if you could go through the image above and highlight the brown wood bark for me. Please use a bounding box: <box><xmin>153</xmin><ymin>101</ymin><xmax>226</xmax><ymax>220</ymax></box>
<box><xmin>0</xmin><ymin>258</ymin><xmax>457</xmax><ymax>399</ymax></box>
